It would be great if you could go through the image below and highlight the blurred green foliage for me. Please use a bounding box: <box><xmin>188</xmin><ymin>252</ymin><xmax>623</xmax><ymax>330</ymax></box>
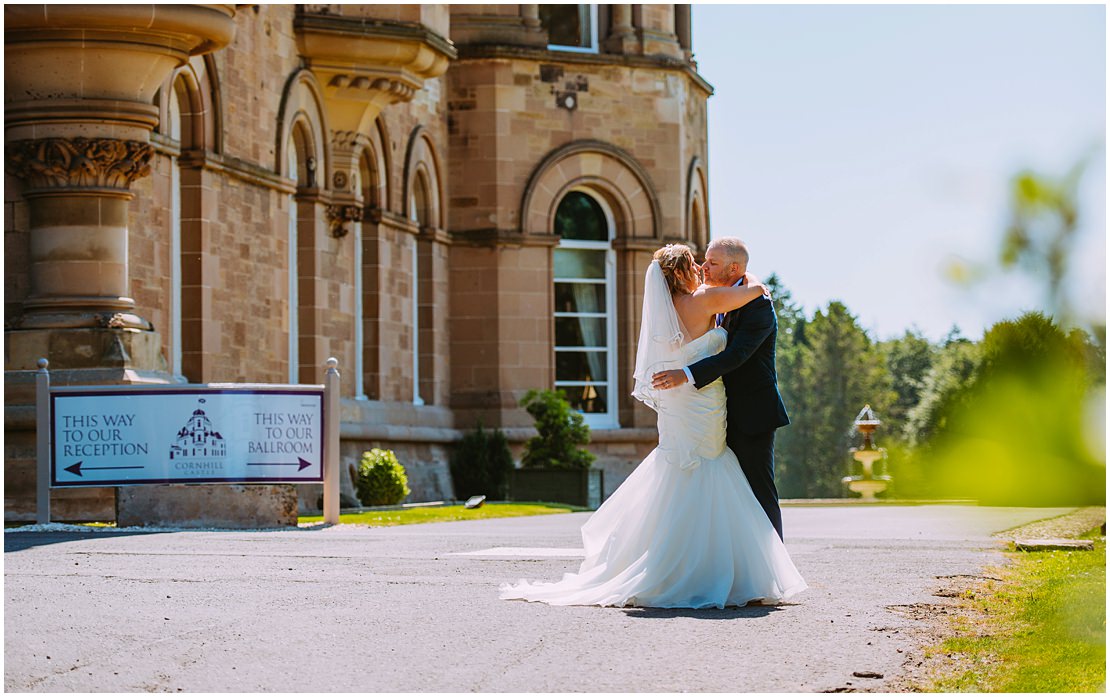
<box><xmin>928</xmin><ymin>312</ymin><xmax>1104</xmax><ymax>506</ymax></box>
<box><xmin>1002</xmin><ymin>162</ymin><xmax>1088</xmax><ymax>324</ymax></box>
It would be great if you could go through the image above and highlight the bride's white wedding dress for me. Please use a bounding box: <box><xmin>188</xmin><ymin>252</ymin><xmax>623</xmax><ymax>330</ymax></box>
<box><xmin>500</xmin><ymin>275</ymin><xmax>808</xmax><ymax>608</ymax></box>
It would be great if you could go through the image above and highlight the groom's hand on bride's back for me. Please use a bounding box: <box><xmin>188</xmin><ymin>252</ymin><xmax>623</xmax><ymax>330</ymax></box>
<box><xmin>651</xmin><ymin>369</ymin><xmax>688</xmax><ymax>390</ymax></box>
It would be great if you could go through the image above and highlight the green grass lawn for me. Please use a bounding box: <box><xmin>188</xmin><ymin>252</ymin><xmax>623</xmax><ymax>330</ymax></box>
<box><xmin>932</xmin><ymin>527</ymin><xmax>1106</xmax><ymax>692</ymax></box>
<box><xmin>5</xmin><ymin>502</ymin><xmax>585</xmax><ymax>530</ymax></box>
<box><xmin>298</xmin><ymin>502</ymin><xmax>585</xmax><ymax>527</ymax></box>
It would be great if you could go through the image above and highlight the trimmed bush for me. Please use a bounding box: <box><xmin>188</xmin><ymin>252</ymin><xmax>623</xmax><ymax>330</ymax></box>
<box><xmin>450</xmin><ymin>423</ymin><xmax>514</xmax><ymax>500</ymax></box>
<box><xmin>355</xmin><ymin>448</ymin><xmax>411</xmax><ymax>506</ymax></box>
<box><xmin>519</xmin><ymin>389</ymin><xmax>595</xmax><ymax>470</ymax></box>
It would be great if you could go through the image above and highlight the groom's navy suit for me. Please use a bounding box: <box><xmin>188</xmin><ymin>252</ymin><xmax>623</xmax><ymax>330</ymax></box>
<box><xmin>687</xmin><ymin>292</ymin><xmax>790</xmax><ymax>539</ymax></box>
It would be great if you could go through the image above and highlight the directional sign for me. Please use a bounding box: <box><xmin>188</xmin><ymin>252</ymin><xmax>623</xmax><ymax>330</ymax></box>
<box><xmin>50</xmin><ymin>387</ymin><xmax>325</xmax><ymax>487</ymax></box>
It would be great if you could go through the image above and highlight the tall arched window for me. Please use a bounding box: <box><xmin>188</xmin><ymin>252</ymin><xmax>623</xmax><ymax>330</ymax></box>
<box><xmin>408</xmin><ymin>170</ymin><xmax>430</xmax><ymax>406</ymax></box>
<box><xmin>690</xmin><ymin>197</ymin><xmax>707</xmax><ymax>252</ymax></box>
<box><xmin>553</xmin><ymin>189</ymin><xmax>617</xmax><ymax>427</ymax></box>
<box><xmin>167</xmin><ymin>83</ymin><xmax>184</xmax><ymax>379</ymax></box>
<box><xmin>286</xmin><ymin>133</ymin><xmax>301</xmax><ymax>384</ymax></box>
<box><xmin>352</xmin><ymin>162</ymin><xmax>367</xmax><ymax>400</ymax></box>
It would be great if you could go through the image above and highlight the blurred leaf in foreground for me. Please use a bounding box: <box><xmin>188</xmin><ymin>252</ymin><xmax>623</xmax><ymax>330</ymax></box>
<box><xmin>930</xmin><ymin>312</ymin><xmax>1105</xmax><ymax>506</ymax></box>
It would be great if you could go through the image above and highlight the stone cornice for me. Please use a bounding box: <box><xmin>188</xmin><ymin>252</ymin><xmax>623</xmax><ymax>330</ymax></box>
<box><xmin>454</xmin><ymin>44</ymin><xmax>714</xmax><ymax>96</ymax></box>
<box><xmin>294</xmin><ymin>14</ymin><xmax>457</xmax><ymax>62</ymax></box>
<box><xmin>418</xmin><ymin>225</ymin><xmax>453</xmax><ymax>246</ymax></box>
<box><xmin>369</xmin><ymin>211</ymin><xmax>448</xmax><ymax>245</ymax></box>
<box><xmin>4</xmin><ymin>4</ymin><xmax>237</xmax><ymax>55</ymax></box>
<box><xmin>6</xmin><ymin>137</ymin><xmax>153</xmax><ymax>191</ymax></box>
<box><xmin>611</xmin><ymin>237</ymin><xmax>670</xmax><ymax>252</ymax></box>
<box><xmin>451</xmin><ymin>228</ymin><xmax>560</xmax><ymax>249</ymax></box>
<box><xmin>176</xmin><ymin>149</ymin><xmax>296</xmax><ymax>195</ymax></box>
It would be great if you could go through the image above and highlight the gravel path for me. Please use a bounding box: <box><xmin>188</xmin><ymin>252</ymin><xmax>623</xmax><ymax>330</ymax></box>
<box><xmin>4</xmin><ymin>505</ymin><xmax>1073</xmax><ymax>692</ymax></box>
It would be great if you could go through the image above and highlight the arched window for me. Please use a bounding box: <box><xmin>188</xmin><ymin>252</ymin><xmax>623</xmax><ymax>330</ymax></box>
<box><xmin>402</xmin><ymin>126</ymin><xmax>443</xmax><ymax>408</ymax></box>
<box><xmin>553</xmin><ymin>189</ymin><xmax>617</xmax><ymax>427</ymax></box>
<box><xmin>352</xmin><ymin>162</ymin><xmax>367</xmax><ymax>400</ymax></box>
<box><xmin>167</xmin><ymin>83</ymin><xmax>184</xmax><ymax>379</ymax></box>
<box><xmin>686</xmin><ymin>159</ymin><xmax>709</xmax><ymax>254</ymax></box>
<box><xmin>690</xmin><ymin>196</ymin><xmax>707</xmax><ymax>252</ymax></box>
<box><xmin>286</xmin><ymin>129</ymin><xmax>304</xmax><ymax>384</ymax></box>
<box><xmin>408</xmin><ymin>170</ymin><xmax>431</xmax><ymax>406</ymax></box>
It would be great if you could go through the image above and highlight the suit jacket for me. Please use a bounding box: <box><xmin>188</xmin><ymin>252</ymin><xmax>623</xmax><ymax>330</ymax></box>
<box><xmin>687</xmin><ymin>294</ymin><xmax>790</xmax><ymax>436</ymax></box>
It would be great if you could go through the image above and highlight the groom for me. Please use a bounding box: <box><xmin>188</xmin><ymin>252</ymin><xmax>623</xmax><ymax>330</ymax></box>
<box><xmin>651</xmin><ymin>237</ymin><xmax>790</xmax><ymax>539</ymax></box>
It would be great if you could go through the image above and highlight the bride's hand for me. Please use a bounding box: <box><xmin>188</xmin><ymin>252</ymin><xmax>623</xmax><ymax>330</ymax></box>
<box><xmin>744</xmin><ymin>272</ymin><xmax>771</xmax><ymax>298</ymax></box>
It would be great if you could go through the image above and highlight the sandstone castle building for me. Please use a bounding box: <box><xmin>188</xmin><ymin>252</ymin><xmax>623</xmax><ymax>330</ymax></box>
<box><xmin>5</xmin><ymin>4</ymin><xmax>712</xmax><ymax>521</ymax></box>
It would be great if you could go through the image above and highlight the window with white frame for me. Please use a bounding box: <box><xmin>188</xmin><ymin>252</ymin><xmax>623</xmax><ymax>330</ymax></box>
<box><xmin>286</xmin><ymin>140</ymin><xmax>299</xmax><ymax>385</ymax></box>
<box><xmin>539</xmin><ymin>4</ymin><xmax>598</xmax><ymax>53</ymax></box>
<box><xmin>553</xmin><ymin>189</ymin><xmax>617</xmax><ymax>427</ymax></box>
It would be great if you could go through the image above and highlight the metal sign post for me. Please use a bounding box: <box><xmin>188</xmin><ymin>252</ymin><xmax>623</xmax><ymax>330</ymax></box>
<box><xmin>36</xmin><ymin>358</ymin><xmax>51</xmax><ymax>524</ymax></box>
<box><xmin>324</xmin><ymin>357</ymin><xmax>340</xmax><ymax>525</ymax></box>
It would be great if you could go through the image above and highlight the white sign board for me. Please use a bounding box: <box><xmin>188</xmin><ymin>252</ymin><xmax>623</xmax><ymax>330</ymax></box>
<box><xmin>51</xmin><ymin>387</ymin><xmax>325</xmax><ymax>487</ymax></box>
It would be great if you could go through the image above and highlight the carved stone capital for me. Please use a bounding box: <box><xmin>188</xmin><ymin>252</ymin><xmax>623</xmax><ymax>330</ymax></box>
<box><xmin>331</xmin><ymin>130</ymin><xmax>372</xmax><ymax>152</ymax></box>
<box><xmin>6</xmin><ymin>137</ymin><xmax>154</xmax><ymax>191</ymax></box>
<box><xmin>326</xmin><ymin>204</ymin><xmax>365</xmax><ymax>238</ymax></box>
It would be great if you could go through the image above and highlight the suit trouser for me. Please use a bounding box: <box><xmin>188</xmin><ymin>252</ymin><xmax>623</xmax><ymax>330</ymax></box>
<box><xmin>728</xmin><ymin>428</ymin><xmax>783</xmax><ymax>540</ymax></box>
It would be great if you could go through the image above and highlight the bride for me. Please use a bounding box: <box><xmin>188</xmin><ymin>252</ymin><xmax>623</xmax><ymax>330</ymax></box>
<box><xmin>500</xmin><ymin>243</ymin><xmax>807</xmax><ymax>609</ymax></box>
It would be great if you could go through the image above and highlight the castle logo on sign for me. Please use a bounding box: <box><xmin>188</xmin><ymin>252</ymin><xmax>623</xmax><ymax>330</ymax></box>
<box><xmin>169</xmin><ymin>400</ymin><xmax>226</xmax><ymax>473</ymax></box>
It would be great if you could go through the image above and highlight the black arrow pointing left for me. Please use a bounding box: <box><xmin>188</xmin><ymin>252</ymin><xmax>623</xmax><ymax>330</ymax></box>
<box><xmin>64</xmin><ymin>461</ymin><xmax>144</xmax><ymax>477</ymax></box>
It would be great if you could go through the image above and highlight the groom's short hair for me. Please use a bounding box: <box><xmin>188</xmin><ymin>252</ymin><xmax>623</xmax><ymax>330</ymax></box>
<box><xmin>708</xmin><ymin>237</ymin><xmax>749</xmax><ymax>269</ymax></box>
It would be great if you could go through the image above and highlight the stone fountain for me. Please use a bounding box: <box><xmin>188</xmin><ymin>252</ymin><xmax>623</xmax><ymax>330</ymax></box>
<box><xmin>842</xmin><ymin>404</ymin><xmax>892</xmax><ymax>500</ymax></box>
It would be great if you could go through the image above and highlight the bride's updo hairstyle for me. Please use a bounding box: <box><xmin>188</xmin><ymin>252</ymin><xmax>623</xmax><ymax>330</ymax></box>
<box><xmin>653</xmin><ymin>243</ymin><xmax>699</xmax><ymax>295</ymax></box>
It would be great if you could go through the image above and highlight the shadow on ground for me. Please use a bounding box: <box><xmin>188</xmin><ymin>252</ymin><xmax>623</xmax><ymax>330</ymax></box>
<box><xmin>622</xmin><ymin>604</ymin><xmax>790</xmax><ymax>620</ymax></box>
<box><xmin>4</xmin><ymin>531</ymin><xmax>164</xmax><ymax>553</ymax></box>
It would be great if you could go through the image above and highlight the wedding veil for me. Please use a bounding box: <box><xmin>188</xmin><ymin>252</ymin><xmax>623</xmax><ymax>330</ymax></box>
<box><xmin>631</xmin><ymin>260</ymin><xmax>688</xmax><ymax>411</ymax></box>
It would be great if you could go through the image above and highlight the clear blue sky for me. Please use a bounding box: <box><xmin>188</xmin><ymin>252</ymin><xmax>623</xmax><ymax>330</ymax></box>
<box><xmin>692</xmin><ymin>4</ymin><xmax>1105</xmax><ymax>341</ymax></box>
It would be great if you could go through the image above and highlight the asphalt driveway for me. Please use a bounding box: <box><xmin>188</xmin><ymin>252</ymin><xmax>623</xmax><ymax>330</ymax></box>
<box><xmin>4</xmin><ymin>504</ymin><xmax>1069</xmax><ymax>692</ymax></box>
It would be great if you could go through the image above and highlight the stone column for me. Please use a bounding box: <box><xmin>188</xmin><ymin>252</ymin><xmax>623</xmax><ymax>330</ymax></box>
<box><xmin>3</xmin><ymin>5</ymin><xmax>238</xmax><ymax>522</ymax></box>
<box><xmin>5</xmin><ymin>5</ymin><xmax>237</xmax><ymax>368</ymax></box>
<box><xmin>638</xmin><ymin>5</ymin><xmax>683</xmax><ymax>59</ymax></box>
<box><xmin>520</xmin><ymin>4</ymin><xmax>541</xmax><ymax>30</ymax></box>
<box><xmin>604</xmin><ymin>4</ymin><xmax>638</xmax><ymax>54</ymax></box>
<box><xmin>675</xmin><ymin>4</ymin><xmax>693</xmax><ymax>61</ymax></box>
<box><xmin>8</xmin><ymin>138</ymin><xmax>154</xmax><ymax>325</ymax></box>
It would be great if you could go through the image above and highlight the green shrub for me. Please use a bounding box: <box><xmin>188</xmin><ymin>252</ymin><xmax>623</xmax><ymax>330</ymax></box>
<box><xmin>519</xmin><ymin>389</ymin><xmax>595</xmax><ymax>470</ymax></box>
<box><xmin>355</xmin><ymin>448</ymin><xmax>411</xmax><ymax>506</ymax></box>
<box><xmin>450</xmin><ymin>423</ymin><xmax>514</xmax><ymax>500</ymax></box>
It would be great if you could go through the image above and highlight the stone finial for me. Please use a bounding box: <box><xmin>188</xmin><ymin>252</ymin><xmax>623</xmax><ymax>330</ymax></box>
<box><xmin>6</xmin><ymin>137</ymin><xmax>154</xmax><ymax>190</ymax></box>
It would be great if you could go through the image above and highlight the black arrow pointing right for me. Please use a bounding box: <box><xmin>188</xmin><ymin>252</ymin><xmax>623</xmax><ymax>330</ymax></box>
<box><xmin>245</xmin><ymin>457</ymin><xmax>313</xmax><ymax>472</ymax></box>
